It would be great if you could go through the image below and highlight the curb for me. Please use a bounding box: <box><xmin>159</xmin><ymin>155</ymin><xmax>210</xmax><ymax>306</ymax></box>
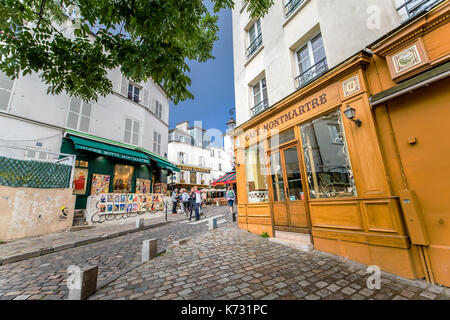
<box><xmin>0</xmin><ymin>219</ymin><xmax>180</xmax><ymax>266</ymax></box>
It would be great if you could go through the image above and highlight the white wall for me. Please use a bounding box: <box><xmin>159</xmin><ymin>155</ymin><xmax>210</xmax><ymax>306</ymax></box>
<box><xmin>233</xmin><ymin>0</ymin><xmax>403</xmax><ymax>126</ymax></box>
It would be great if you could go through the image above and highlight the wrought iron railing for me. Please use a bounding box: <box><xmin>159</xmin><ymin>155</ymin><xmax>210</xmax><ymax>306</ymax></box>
<box><xmin>397</xmin><ymin>0</ymin><xmax>443</xmax><ymax>21</ymax></box>
<box><xmin>295</xmin><ymin>58</ymin><xmax>328</xmax><ymax>89</ymax></box>
<box><xmin>251</xmin><ymin>99</ymin><xmax>269</xmax><ymax>117</ymax></box>
<box><xmin>285</xmin><ymin>0</ymin><xmax>306</xmax><ymax>17</ymax></box>
<box><xmin>247</xmin><ymin>33</ymin><xmax>263</xmax><ymax>58</ymax></box>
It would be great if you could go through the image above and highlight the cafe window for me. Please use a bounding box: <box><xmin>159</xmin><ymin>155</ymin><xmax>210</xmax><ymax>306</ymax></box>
<box><xmin>245</xmin><ymin>142</ymin><xmax>269</xmax><ymax>203</ymax></box>
<box><xmin>300</xmin><ymin>109</ymin><xmax>356</xmax><ymax>199</ymax></box>
<box><xmin>268</xmin><ymin>128</ymin><xmax>295</xmax><ymax>149</ymax></box>
<box><xmin>113</xmin><ymin>164</ymin><xmax>134</xmax><ymax>193</ymax></box>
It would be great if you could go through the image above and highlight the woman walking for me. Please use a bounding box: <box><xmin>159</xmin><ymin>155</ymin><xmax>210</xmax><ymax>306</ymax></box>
<box><xmin>226</xmin><ymin>186</ymin><xmax>236</xmax><ymax>221</ymax></box>
<box><xmin>188</xmin><ymin>187</ymin><xmax>196</xmax><ymax>221</ymax></box>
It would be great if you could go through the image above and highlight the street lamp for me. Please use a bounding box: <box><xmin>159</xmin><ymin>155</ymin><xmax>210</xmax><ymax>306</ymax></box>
<box><xmin>344</xmin><ymin>105</ymin><xmax>362</xmax><ymax>127</ymax></box>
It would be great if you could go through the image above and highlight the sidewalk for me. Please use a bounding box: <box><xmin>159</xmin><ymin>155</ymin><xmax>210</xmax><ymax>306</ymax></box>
<box><xmin>90</xmin><ymin>224</ymin><xmax>450</xmax><ymax>300</ymax></box>
<box><xmin>0</xmin><ymin>211</ymin><xmax>186</xmax><ymax>266</ymax></box>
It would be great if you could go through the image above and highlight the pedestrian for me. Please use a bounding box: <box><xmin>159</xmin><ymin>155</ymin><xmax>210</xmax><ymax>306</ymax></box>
<box><xmin>226</xmin><ymin>186</ymin><xmax>236</xmax><ymax>221</ymax></box>
<box><xmin>194</xmin><ymin>186</ymin><xmax>202</xmax><ymax>221</ymax></box>
<box><xmin>171</xmin><ymin>188</ymin><xmax>178</xmax><ymax>214</ymax></box>
<box><xmin>188</xmin><ymin>187</ymin><xmax>196</xmax><ymax>221</ymax></box>
<box><xmin>181</xmin><ymin>189</ymin><xmax>189</xmax><ymax>216</ymax></box>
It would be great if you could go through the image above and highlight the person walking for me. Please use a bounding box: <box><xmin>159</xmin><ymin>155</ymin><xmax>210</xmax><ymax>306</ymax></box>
<box><xmin>194</xmin><ymin>186</ymin><xmax>202</xmax><ymax>221</ymax></box>
<box><xmin>226</xmin><ymin>186</ymin><xmax>236</xmax><ymax>221</ymax></box>
<box><xmin>171</xmin><ymin>188</ymin><xmax>178</xmax><ymax>214</ymax></box>
<box><xmin>188</xmin><ymin>187</ymin><xmax>196</xmax><ymax>221</ymax></box>
<box><xmin>180</xmin><ymin>189</ymin><xmax>188</xmax><ymax>216</ymax></box>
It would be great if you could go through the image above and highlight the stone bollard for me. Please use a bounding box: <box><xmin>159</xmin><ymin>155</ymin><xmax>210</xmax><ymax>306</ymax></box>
<box><xmin>209</xmin><ymin>217</ymin><xmax>218</xmax><ymax>230</ymax></box>
<box><xmin>136</xmin><ymin>218</ymin><xmax>144</xmax><ymax>229</ymax></box>
<box><xmin>142</xmin><ymin>239</ymin><xmax>158</xmax><ymax>262</ymax></box>
<box><xmin>68</xmin><ymin>265</ymin><xmax>98</xmax><ymax>300</ymax></box>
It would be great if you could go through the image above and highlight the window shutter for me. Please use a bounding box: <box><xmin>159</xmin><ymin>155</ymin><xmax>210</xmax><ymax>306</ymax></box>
<box><xmin>121</xmin><ymin>75</ymin><xmax>128</xmax><ymax>96</ymax></box>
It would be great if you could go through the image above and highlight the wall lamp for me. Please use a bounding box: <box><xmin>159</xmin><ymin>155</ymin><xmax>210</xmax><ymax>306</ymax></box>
<box><xmin>344</xmin><ymin>105</ymin><xmax>362</xmax><ymax>127</ymax></box>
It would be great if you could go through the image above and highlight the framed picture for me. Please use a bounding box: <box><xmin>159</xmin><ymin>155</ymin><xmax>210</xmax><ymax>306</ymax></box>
<box><xmin>72</xmin><ymin>168</ymin><xmax>88</xmax><ymax>195</ymax></box>
<box><xmin>90</xmin><ymin>174</ymin><xmax>110</xmax><ymax>195</ymax></box>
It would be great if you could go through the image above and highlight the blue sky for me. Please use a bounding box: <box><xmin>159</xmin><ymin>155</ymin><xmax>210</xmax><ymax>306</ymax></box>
<box><xmin>168</xmin><ymin>4</ymin><xmax>235</xmax><ymax>136</ymax></box>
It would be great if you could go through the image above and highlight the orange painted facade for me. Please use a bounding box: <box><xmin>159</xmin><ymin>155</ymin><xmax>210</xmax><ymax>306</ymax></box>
<box><xmin>233</xmin><ymin>1</ymin><xmax>450</xmax><ymax>287</ymax></box>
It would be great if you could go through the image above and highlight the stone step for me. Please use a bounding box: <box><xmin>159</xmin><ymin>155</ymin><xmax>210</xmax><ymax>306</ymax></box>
<box><xmin>274</xmin><ymin>231</ymin><xmax>311</xmax><ymax>242</ymax></box>
<box><xmin>268</xmin><ymin>237</ymin><xmax>314</xmax><ymax>252</ymax></box>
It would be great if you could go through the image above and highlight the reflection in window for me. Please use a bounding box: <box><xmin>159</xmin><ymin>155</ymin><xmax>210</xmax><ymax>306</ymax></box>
<box><xmin>300</xmin><ymin>110</ymin><xmax>356</xmax><ymax>199</ymax></box>
<box><xmin>268</xmin><ymin>128</ymin><xmax>295</xmax><ymax>149</ymax></box>
<box><xmin>245</xmin><ymin>142</ymin><xmax>269</xmax><ymax>203</ymax></box>
<box><xmin>270</xmin><ymin>152</ymin><xmax>285</xmax><ymax>202</ymax></box>
<box><xmin>113</xmin><ymin>164</ymin><xmax>134</xmax><ymax>193</ymax></box>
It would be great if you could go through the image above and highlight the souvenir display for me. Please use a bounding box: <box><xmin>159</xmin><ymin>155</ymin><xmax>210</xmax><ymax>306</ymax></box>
<box><xmin>136</xmin><ymin>178</ymin><xmax>151</xmax><ymax>194</ymax></box>
<box><xmin>90</xmin><ymin>174</ymin><xmax>110</xmax><ymax>195</ymax></box>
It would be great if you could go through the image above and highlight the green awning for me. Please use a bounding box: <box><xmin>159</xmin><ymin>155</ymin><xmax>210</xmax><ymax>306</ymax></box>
<box><xmin>69</xmin><ymin>135</ymin><xmax>150</xmax><ymax>164</ymax></box>
<box><xmin>142</xmin><ymin>152</ymin><xmax>180</xmax><ymax>172</ymax></box>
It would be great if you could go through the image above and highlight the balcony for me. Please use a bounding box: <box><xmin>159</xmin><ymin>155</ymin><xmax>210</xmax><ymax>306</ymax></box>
<box><xmin>295</xmin><ymin>58</ymin><xmax>328</xmax><ymax>89</ymax></box>
<box><xmin>397</xmin><ymin>0</ymin><xmax>444</xmax><ymax>21</ymax></box>
<box><xmin>251</xmin><ymin>99</ymin><xmax>270</xmax><ymax>117</ymax></box>
<box><xmin>285</xmin><ymin>0</ymin><xmax>306</xmax><ymax>17</ymax></box>
<box><xmin>247</xmin><ymin>34</ymin><xmax>263</xmax><ymax>59</ymax></box>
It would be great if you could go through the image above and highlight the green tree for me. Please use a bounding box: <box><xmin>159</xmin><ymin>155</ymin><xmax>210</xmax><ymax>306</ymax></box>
<box><xmin>0</xmin><ymin>0</ymin><xmax>273</xmax><ymax>104</ymax></box>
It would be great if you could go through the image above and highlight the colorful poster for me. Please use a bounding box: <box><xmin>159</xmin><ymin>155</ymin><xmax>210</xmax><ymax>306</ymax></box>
<box><xmin>90</xmin><ymin>174</ymin><xmax>110</xmax><ymax>195</ymax></box>
<box><xmin>73</xmin><ymin>168</ymin><xmax>88</xmax><ymax>195</ymax></box>
<box><xmin>136</xmin><ymin>179</ymin><xmax>151</xmax><ymax>194</ymax></box>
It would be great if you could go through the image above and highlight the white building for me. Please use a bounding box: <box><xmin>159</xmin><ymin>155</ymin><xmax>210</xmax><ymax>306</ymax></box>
<box><xmin>232</xmin><ymin>0</ymin><xmax>433</xmax><ymax>125</ymax></box>
<box><xmin>0</xmin><ymin>66</ymin><xmax>176</xmax><ymax>209</ymax></box>
<box><xmin>168</xmin><ymin>121</ymin><xmax>233</xmax><ymax>189</ymax></box>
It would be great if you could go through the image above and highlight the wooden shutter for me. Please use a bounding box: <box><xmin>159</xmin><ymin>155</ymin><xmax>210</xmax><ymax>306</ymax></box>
<box><xmin>121</xmin><ymin>75</ymin><xmax>128</xmax><ymax>96</ymax></box>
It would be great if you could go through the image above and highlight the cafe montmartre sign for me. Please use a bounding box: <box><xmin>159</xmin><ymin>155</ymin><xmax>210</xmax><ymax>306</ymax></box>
<box><xmin>244</xmin><ymin>88</ymin><xmax>338</xmax><ymax>142</ymax></box>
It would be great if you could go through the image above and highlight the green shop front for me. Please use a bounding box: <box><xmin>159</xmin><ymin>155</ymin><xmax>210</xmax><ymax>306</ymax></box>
<box><xmin>61</xmin><ymin>131</ymin><xmax>179</xmax><ymax>210</ymax></box>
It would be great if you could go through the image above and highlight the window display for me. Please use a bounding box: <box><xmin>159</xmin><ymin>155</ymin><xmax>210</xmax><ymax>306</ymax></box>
<box><xmin>300</xmin><ymin>109</ymin><xmax>356</xmax><ymax>199</ymax></box>
<box><xmin>136</xmin><ymin>178</ymin><xmax>151</xmax><ymax>194</ymax></box>
<box><xmin>90</xmin><ymin>174</ymin><xmax>110</xmax><ymax>195</ymax></box>
<box><xmin>113</xmin><ymin>164</ymin><xmax>134</xmax><ymax>193</ymax></box>
<box><xmin>245</xmin><ymin>142</ymin><xmax>269</xmax><ymax>203</ymax></box>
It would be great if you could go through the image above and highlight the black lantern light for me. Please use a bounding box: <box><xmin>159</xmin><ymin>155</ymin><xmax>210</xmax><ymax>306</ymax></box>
<box><xmin>344</xmin><ymin>105</ymin><xmax>362</xmax><ymax>127</ymax></box>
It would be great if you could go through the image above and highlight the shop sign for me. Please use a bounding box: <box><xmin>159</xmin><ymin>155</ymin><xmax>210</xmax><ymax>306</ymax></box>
<box><xmin>176</xmin><ymin>164</ymin><xmax>210</xmax><ymax>173</ymax></box>
<box><xmin>245</xmin><ymin>92</ymin><xmax>328</xmax><ymax>141</ymax></box>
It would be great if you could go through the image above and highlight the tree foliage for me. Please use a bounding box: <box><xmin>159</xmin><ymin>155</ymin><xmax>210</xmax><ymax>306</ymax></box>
<box><xmin>0</xmin><ymin>0</ymin><xmax>273</xmax><ymax>104</ymax></box>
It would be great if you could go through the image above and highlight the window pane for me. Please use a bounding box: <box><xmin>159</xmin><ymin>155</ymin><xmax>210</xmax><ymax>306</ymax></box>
<box><xmin>245</xmin><ymin>142</ymin><xmax>269</xmax><ymax>203</ymax></box>
<box><xmin>79</xmin><ymin>116</ymin><xmax>90</xmax><ymax>132</ymax></box>
<box><xmin>38</xmin><ymin>151</ymin><xmax>48</xmax><ymax>160</ymax></box>
<box><xmin>128</xmin><ymin>84</ymin><xmax>133</xmax><ymax>99</ymax></box>
<box><xmin>297</xmin><ymin>45</ymin><xmax>311</xmax><ymax>74</ymax></box>
<box><xmin>125</xmin><ymin>118</ymin><xmax>132</xmax><ymax>131</ymax></box>
<box><xmin>133</xmin><ymin>121</ymin><xmax>140</xmax><ymax>134</ymax></box>
<box><xmin>81</xmin><ymin>103</ymin><xmax>92</xmax><ymax>117</ymax></box>
<box><xmin>69</xmin><ymin>98</ymin><xmax>81</xmax><ymax>113</ymax></box>
<box><xmin>132</xmin><ymin>133</ymin><xmax>139</xmax><ymax>145</ymax></box>
<box><xmin>124</xmin><ymin>130</ymin><xmax>131</xmax><ymax>143</ymax></box>
<box><xmin>269</xmin><ymin>128</ymin><xmax>295</xmax><ymax>148</ymax></box>
<box><xmin>0</xmin><ymin>71</ymin><xmax>14</xmax><ymax>91</ymax></box>
<box><xmin>284</xmin><ymin>147</ymin><xmax>304</xmax><ymax>200</ymax></box>
<box><xmin>67</xmin><ymin>111</ymin><xmax>79</xmax><ymax>129</ymax></box>
<box><xmin>134</xmin><ymin>87</ymin><xmax>140</xmax><ymax>102</ymax></box>
<box><xmin>269</xmin><ymin>152</ymin><xmax>285</xmax><ymax>202</ymax></box>
<box><xmin>0</xmin><ymin>90</ymin><xmax>11</xmax><ymax>111</ymax></box>
<box><xmin>26</xmin><ymin>149</ymin><xmax>36</xmax><ymax>159</ymax></box>
<box><xmin>312</xmin><ymin>34</ymin><xmax>326</xmax><ymax>63</ymax></box>
<box><xmin>158</xmin><ymin>133</ymin><xmax>161</xmax><ymax>143</ymax></box>
<box><xmin>113</xmin><ymin>164</ymin><xmax>134</xmax><ymax>193</ymax></box>
<box><xmin>300</xmin><ymin>109</ymin><xmax>356</xmax><ymax>199</ymax></box>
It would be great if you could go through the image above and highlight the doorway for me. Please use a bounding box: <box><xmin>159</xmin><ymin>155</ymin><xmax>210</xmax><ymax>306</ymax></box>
<box><xmin>269</xmin><ymin>141</ymin><xmax>309</xmax><ymax>234</ymax></box>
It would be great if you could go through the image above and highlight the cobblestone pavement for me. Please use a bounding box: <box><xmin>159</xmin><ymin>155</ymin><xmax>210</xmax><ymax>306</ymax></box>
<box><xmin>0</xmin><ymin>210</ymin><xmax>185</xmax><ymax>262</ymax></box>
<box><xmin>90</xmin><ymin>224</ymin><xmax>450</xmax><ymax>301</ymax></box>
<box><xmin>0</xmin><ymin>206</ymin><xmax>229</xmax><ymax>300</ymax></box>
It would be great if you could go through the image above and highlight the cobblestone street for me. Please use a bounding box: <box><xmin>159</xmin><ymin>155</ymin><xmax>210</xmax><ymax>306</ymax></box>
<box><xmin>0</xmin><ymin>206</ymin><xmax>229</xmax><ymax>300</ymax></box>
<box><xmin>90</xmin><ymin>223</ymin><xmax>450</xmax><ymax>301</ymax></box>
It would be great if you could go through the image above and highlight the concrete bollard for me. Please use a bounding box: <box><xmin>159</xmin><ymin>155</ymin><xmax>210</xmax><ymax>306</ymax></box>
<box><xmin>142</xmin><ymin>239</ymin><xmax>158</xmax><ymax>262</ymax></box>
<box><xmin>209</xmin><ymin>217</ymin><xmax>218</xmax><ymax>230</ymax></box>
<box><xmin>136</xmin><ymin>218</ymin><xmax>144</xmax><ymax>229</ymax></box>
<box><xmin>68</xmin><ymin>265</ymin><xmax>98</xmax><ymax>300</ymax></box>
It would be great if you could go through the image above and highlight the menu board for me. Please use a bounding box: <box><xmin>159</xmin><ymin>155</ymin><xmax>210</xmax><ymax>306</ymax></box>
<box><xmin>91</xmin><ymin>174</ymin><xmax>110</xmax><ymax>195</ymax></box>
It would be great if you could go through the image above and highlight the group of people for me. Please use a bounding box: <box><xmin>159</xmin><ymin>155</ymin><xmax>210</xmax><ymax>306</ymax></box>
<box><xmin>171</xmin><ymin>187</ymin><xmax>206</xmax><ymax>221</ymax></box>
<box><xmin>171</xmin><ymin>186</ymin><xmax>236</xmax><ymax>222</ymax></box>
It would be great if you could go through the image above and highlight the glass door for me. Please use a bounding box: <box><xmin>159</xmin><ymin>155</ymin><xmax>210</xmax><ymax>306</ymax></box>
<box><xmin>269</xmin><ymin>144</ymin><xmax>309</xmax><ymax>231</ymax></box>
